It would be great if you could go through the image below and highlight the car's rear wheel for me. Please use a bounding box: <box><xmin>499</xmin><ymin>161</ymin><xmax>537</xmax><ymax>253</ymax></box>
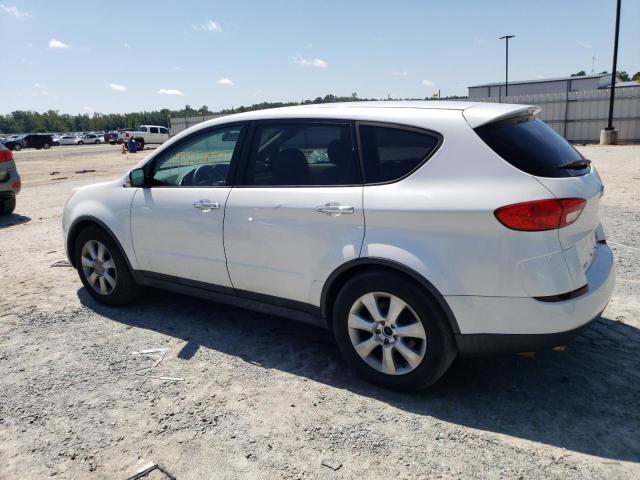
<box><xmin>78</xmin><ymin>141</ymin><xmax>84</xmax><ymax>145</ymax></box>
<box><xmin>74</xmin><ymin>226</ymin><xmax>141</xmax><ymax>306</ymax></box>
<box><xmin>333</xmin><ymin>271</ymin><xmax>457</xmax><ymax>391</ymax></box>
<box><xmin>43</xmin><ymin>142</ymin><xmax>51</xmax><ymax>149</ymax></box>
<box><xmin>0</xmin><ymin>196</ymin><xmax>16</xmax><ymax>215</ymax></box>
<box><xmin>137</xmin><ymin>139</ymin><xmax>145</xmax><ymax>151</ymax></box>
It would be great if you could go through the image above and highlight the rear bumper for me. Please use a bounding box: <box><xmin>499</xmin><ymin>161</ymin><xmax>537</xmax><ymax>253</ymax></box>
<box><xmin>447</xmin><ymin>242</ymin><xmax>615</xmax><ymax>354</ymax></box>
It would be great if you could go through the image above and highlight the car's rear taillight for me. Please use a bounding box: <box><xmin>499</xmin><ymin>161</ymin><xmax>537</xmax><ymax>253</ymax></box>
<box><xmin>0</xmin><ymin>149</ymin><xmax>13</xmax><ymax>163</ymax></box>
<box><xmin>495</xmin><ymin>198</ymin><xmax>586</xmax><ymax>231</ymax></box>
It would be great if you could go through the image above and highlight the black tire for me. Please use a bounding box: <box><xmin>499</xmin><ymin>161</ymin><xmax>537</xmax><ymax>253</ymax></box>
<box><xmin>137</xmin><ymin>138</ymin><xmax>145</xmax><ymax>151</ymax></box>
<box><xmin>0</xmin><ymin>196</ymin><xmax>16</xmax><ymax>215</ymax></box>
<box><xmin>332</xmin><ymin>270</ymin><xmax>457</xmax><ymax>391</ymax></box>
<box><xmin>42</xmin><ymin>142</ymin><xmax>51</xmax><ymax>149</ymax></box>
<box><xmin>74</xmin><ymin>225</ymin><xmax>142</xmax><ymax>306</ymax></box>
<box><xmin>78</xmin><ymin>141</ymin><xmax>84</xmax><ymax>145</ymax></box>
<box><xmin>13</xmin><ymin>144</ymin><xmax>22</xmax><ymax>151</ymax></box>
<box><xmin>109</xmin><ymin>141</ymin><xmax>116</xmax><ymax>145</ymax></box>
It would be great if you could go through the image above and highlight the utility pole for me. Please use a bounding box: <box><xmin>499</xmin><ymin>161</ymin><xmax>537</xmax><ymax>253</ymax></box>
<box><xmin>601</xmin><ymin>0</ymin><xmax>622</xmax><ymax>144</ymax></box>
<box><xmin>499</xmin><ymin>35</ymin><xmax>515</xmax><ymax>97</ymax></box>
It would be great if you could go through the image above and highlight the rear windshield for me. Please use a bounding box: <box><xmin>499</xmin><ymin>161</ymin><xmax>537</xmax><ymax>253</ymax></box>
<box><xmin>474</xmin><ymin>116</ymin><xmax>589</xmax><ymax>178</ymax></box>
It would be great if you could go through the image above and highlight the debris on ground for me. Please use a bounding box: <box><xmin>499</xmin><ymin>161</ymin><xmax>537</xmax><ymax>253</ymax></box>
<box><xmin>321</xmin><ymin>459</ymin><xmax>343</xmax><ymax>471</ymax></box>
<box><xmin>50</xmin><ymin>260</ymin><xmax>72</xmax><ymax>268</ymax></box>
<box><xmin>74</xmin><ymin>169</ymin><xmax>96</xmax><ymax>174</ymax></box>
<box><xmin>126</xmin><ymin>462</ymin><xmax>176</xmax><ymax>480</ymax></box>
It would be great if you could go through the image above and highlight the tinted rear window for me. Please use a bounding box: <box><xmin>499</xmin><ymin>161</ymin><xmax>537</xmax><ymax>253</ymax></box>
<box><xmin>359</xmin><ymin>125</ymin><xmax>440</xmax><ymax>183</ymax></box>
<box><xmin>474</xmin><ymin>116</ymin><xmax>588</xmax><ymax>177</ymax></box>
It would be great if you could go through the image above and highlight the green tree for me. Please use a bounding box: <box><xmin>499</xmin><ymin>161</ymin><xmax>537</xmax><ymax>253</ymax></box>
<box><xmin>570</xmin><ymin>70</ymin><xmax>586</xmax><ymax>77</ymax></box>
<box><xmin>632</xmin><ymin>72</ymin><xmax>640</xmax><ymax>82</ymax></box>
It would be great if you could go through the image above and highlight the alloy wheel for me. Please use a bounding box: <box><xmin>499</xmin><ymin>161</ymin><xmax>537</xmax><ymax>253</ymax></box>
<box><xmin>81</xmin><ymin>240</ymin><xmax>117</xmax><ymax>295</ymax></box>
<box><xmin>347</xmin><ymin>292</ymin><xmax>427</xmax><ymax>375</ymax></box>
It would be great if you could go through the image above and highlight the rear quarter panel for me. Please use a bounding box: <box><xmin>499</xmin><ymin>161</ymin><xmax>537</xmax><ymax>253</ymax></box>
<box><xmin>361</xmin><ymin>110</ymin><xmax>575</xmax><ymax>298</ymax></box>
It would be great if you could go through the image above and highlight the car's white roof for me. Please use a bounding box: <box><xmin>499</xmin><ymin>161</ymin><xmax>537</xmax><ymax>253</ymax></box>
<box><xmin>199</xmin><ymin>100</ymin><xmax>537</xmax><ymax>128</ymax></box>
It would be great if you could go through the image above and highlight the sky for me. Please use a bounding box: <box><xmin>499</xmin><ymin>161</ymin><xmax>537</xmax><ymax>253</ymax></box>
<box><xmin>1</xmin><ymin>0</ymin><xmax>639</xmax><ymax>115</ymax></box>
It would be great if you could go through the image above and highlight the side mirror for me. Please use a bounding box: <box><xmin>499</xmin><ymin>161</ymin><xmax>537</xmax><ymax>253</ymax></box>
<box><xmin>128</xmin><ymin>168</ymin><xmax>147</xmax><ymax>188</ymax></box>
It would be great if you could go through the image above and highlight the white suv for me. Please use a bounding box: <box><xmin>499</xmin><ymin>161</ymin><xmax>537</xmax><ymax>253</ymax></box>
<box><xmin>62</xmin><ymin>102</ymin><xmax>615</xmax><ymax>390</ymax></box>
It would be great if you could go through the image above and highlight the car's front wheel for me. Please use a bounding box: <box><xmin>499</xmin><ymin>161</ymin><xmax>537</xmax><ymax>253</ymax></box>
<box><xmin>333</xmin><ymin>271</ymin><xmax>457</xmax><ymax>391</ymax></box>
<box><xmin>12</xmin><ymin>144</ymin><xmax>22</xmax><ymax>151</ymax></box>
<box><xmin>42</xmin><ymin>142</ymin><xmax>51</xmax><ymax>149</ymax></box>
<box><xmin>74</xmin><ymin>226</ymin><xmax>141</xmax><ymax>306</ymax></box>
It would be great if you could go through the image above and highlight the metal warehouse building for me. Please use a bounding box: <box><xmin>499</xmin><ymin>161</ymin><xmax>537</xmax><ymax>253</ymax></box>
<box><xmin>468</xmin><ymin>74</ymin><xmax>611</xmax><ymax>99</ymax></box>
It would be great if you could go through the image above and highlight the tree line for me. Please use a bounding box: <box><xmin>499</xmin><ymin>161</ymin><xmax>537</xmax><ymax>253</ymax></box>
<box><xmin>0</xmin><ymin>93</ymin><xmax>466</xmax><ymax>134</ymax></box>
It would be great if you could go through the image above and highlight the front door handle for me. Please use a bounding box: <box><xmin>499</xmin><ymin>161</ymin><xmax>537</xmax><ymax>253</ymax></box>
<box><xmin>315</xmin><ymin>203</ymin><xmax>355</xmax><ymax>216</ymax></box>
<box><xmin>193</xmin><ymin>200</ymin><xmax>220</xmax><ymax>212</ymax></box>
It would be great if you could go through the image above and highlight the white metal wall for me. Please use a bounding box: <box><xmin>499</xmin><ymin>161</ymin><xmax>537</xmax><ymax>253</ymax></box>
<box><xmin>471</xmin><ymin>86</ymin><xmax>640</xmax><ymax>143</ymax></box>
<box><xmin>169</xmin><ymin>114</ymin><xmax>221</xmax><ymax>134</ymax></box>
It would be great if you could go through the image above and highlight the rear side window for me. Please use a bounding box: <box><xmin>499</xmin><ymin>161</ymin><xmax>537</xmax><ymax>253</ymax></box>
<box><xmin>474</xmin><ymin>116</ymin><xmax>588</xmax><ymax>177</ymax></box>
<box><xmin>139</xmin><ymin>126</ymin><xmax>148</xmax><ymax>132</ymax></box>
<box><xmin>244</xmin><ymin>123</ymin><xmax>360</xmax><ymax>186</ymax></box>
<box><xmin>359</xmin><ymin>125</ymin><xmax>440</xmax><ymax>183</ymax></box>
<box><xmin>150</xmin><ymin>127</ymin><xmax>159</xmax><ymax>134</ymax></box>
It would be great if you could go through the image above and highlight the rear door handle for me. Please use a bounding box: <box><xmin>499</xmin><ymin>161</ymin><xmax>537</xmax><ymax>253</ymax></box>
<box><xmin>193</xmin><ymin>200</ymin><xmax>220</xmax><ymax>212</ymax></box>
<box><xmin>315</xmin><ymin>203</ymin><xmax>355</xmax><ymax>216</ymax></box>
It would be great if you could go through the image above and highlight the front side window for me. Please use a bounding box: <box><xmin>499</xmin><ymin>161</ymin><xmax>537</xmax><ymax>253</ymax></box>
<box><xmin>150</xmin><ymin>127</ymin><xmax>159</xmax><ymax>134</ymax></box>
<box><xmin>359</xmin><ymin>125</ymin><xmax>440</xmax><ymax>183</ymax></box>
<box><xmin>244</xmin><ymin>123</ymin><xmax>359</xmax><ymax>186</ymax></box>
<box><xmin>151</xmin><ymin>125</ymin><xmax>244</xmax><ymax>187</ymax></box>
<box><xmin>160</xmin><ymin>127</ymin><xmax>169</xmax><ymax>134</ymax></box>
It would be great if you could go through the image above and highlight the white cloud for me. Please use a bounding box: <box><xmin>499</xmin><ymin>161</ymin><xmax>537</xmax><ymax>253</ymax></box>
<box><xmin>122</xmin><ymin>42</ymin><xmax>130</xmax><ymax>48</ymax></box>
<box><xmin>392</xmin><ymin>69</ymin><xmax>409</xmax><ymax>76</ymax></box>
<box><xmin>32</xmin><ymin>83</ymin><xmax>48</xmax><ymax>96</ymax></box>
<box><xmin>49</xmin><ymin>38</ymin><xmax>69</xmax><ymax>49</ymax></box>
<box><xmin>577</xmin><ymin>41</ymin><xmax>591</xmax><ymax>49</ymax></box>
<box><xmin>193</xmin><ymin>19</ymin><xmax>222</xmax><ymax>32</ymax></box>
<box><xmin>83</xmin><ymin>106</ymin><xmax>94</xmax><ymax>112</ymax></box>
<box><xmin>292</xmin><ymin>55</ymin><xmax>328</xmax><ymax>69</ymax></box>
<box><xmin>158</xmin><ymin>88</ymin><xmax>184</xmax><ymax>96</ymax></box>
<box><xmin>172</xmin><ymin>66</ymin><xmax>183</xmax><ymax>71</ymax></box>
<box><xmin>0</xmin><ymin>4</ymin><xmax>32</xmax><ymax>18</ymax></box>
<box><xmin>217</xmin><ymin>78</ymin><xmax>234</xmax><ymax>86</ymax></box>
<box><xmin>421</xmin><ymin>79</ymin><xmax>436</xmax><ymax>87</ymax></box>
<box><xmin>109</xmin><ymin>83</ymin><xmax>128</xmax><ymax>92</ymax></box>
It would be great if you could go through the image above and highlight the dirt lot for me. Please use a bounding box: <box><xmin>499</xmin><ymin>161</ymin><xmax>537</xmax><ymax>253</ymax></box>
<box><xmin>1</xmin><ymin>143</ymin><xmax>639</xmax><ymax>479</ymax></box>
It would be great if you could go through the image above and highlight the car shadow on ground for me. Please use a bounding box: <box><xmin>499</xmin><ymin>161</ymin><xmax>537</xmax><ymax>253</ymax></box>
<box><xmin>0</xmin><ymin>213</ymin><xmax>31</xmax><ymax>229</ymax></box>
<box><xmin>78</xmin><ymin>287</ymin><xmax>640</xmax><ymax>463</ymax></box>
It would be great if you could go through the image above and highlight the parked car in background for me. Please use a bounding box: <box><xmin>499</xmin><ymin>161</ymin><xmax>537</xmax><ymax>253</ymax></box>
<box><xmin>2</xmin><ymin>134</ymin><xmax>53</xmax><ymax>151</ymax></box>
<box><xmin>121</xmin><ymin>125</ymin><xmax>170</xmax><ymax>150</ymax></box>
<box><xmin>104</xmin><ymin>131</ymin><xmax>119</xmax><ymax>144</ymax></box>
<box><xmin>82</xmin><ymin>134</ymin><xmax>101</xmax><ymax>144</ymax></box>
<box><xmin>97</xmin><ymin>135</ymin><xmax>105</xmax><ymax>144</ymax></box>
<box><xmin>58</xmin><ymin>135</ymin><xmax>83</xmax><ymax>146</ymax></box>
<box><xmin>0</xmin><ymin>143</ymin><xmax>21</xmax><ymax>214</ymax></box>
<box><xmin>62</xmin><ymin>101</ymin><xmax>615</xmax><ymax>391</ymax></box>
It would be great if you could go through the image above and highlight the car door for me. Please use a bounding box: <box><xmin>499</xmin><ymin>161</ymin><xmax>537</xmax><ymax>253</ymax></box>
<box><xmin>224</xmin><ymin>120</ymin><xmax>364</xmax><ymax>306</ymax></box>
<box><xmin>130</xmin><ymin>123</ymin><xmax>246</xmax><ymax>287</ymax></box>
<box><xmin>149</xmin><ymin>127</ymin><xmax>160</xmax><ymax>143</ymax></box>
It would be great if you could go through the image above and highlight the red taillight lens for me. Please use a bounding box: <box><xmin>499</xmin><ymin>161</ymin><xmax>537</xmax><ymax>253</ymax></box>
<box><xmin>12</xmin><ymin>180</ymin><xmax>21</xmax><ymax>190</ymax></box>
<box><xmin>495</xmin><ymin>198</ymin><xmax>586</xmax><ymax>231</ymax></box>
<box><xmin>0</xmin><ymin>148</ymin><xmax>13</xmax><ymax>163</ymax></box>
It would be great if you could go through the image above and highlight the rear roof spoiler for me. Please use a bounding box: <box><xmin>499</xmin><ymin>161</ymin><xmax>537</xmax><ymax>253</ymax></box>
<box><xmin>462</xmin><ymin>103</ymin><xmax>541</xmax><ymax>129</ymax></box>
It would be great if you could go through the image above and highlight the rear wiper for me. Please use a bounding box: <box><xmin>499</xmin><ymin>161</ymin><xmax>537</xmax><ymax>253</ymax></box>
<box><xmin>558</xmin><ymin>159</ymin><xmax>591</xmax><ymax>170</ymax></box>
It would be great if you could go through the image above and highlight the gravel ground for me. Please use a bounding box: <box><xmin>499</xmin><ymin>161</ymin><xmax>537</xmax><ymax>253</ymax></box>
<box><xmin>0</xmin><ymin>144</ymin><xmax>638</xmax><ymax>479</ymax></box>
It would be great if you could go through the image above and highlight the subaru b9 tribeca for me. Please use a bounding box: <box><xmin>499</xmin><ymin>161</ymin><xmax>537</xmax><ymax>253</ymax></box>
<box><xmin>62</xmin><ymin>102</ymin><xmax>615</xmax><ymax>391</ymax></box>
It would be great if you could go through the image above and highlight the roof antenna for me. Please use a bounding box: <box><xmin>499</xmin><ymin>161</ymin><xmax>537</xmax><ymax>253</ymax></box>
<box><xmin>591</xmin><ymin>56</ymin><xmax>595</xmax><ymax>75</ymax></box>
